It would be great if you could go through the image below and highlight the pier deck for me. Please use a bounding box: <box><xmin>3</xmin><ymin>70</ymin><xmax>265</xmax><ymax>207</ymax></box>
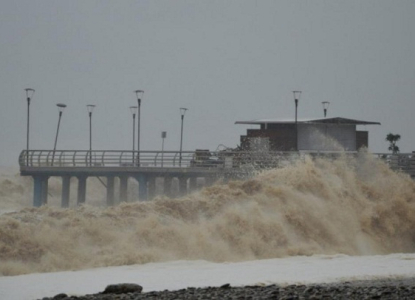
<box><xmin>19</xmin><ymin>150</ymin><xmax>415</xmax><ymax>207</ymax></box>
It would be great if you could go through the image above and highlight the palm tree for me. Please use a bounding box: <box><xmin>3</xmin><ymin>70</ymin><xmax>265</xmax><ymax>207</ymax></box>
<box><xmin>386</xmin><ymin>133</ymin><xmax>401</xmax><ymax>154</ymax></box>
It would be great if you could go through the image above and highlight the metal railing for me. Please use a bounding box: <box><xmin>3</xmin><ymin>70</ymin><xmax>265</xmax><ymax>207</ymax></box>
<box><xmin>19</xmin><ymin>150</ymin><xmax>197</xmax><ymax>168</ymax></box>
<box><xmin>373</xmin><ymin>152</ymin><xmax>415</xmax><ymax>176</ymax></box>
<box><xmin>19</xmin><ymin>150</ymin><xmax>415</xmax><ymax>177</ymax></box>
<box><xmin>18</xmin><ymin>149</ymin><xmax>308</xmax><ymax>169</ymax></box>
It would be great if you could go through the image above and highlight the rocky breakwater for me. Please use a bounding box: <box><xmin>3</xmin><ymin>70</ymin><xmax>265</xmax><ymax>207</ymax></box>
<box><xmin>40</xmin><ymin>278</ymin><xmax>415</xmax><ymax>300</ymax></box>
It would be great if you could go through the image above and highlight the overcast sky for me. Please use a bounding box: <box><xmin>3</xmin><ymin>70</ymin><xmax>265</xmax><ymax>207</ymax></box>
<box><xmin>1</xmin><ymin>0</ymin><xmax>414</xmax><ymax>166</ymax></box>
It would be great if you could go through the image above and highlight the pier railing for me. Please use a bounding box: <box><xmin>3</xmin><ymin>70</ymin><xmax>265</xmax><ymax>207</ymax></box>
<box><xmin>19</xmin><ymin>150</ymin><xmax>200</xmax><ymax>168</ymax></box>
<box><xmin>373</xmin><ymin>152</ymin><xmax>415</xmax><ymax>176</ymax></box>
<box><xmin>19</xmin><ymin>150</ymin><xmax>415</xmax><ymax>177</ymax></box>
<box><xmin>18</xmin><ymin>149</ymin><xmax>306</xmax><ymax>169</ymax></box>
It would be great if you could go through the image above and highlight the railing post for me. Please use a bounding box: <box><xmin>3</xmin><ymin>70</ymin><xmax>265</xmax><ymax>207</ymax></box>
<box><xmin>101</xmin><ymin>151</ymin><xmax>105</xmax><ymax>167</ymax></box>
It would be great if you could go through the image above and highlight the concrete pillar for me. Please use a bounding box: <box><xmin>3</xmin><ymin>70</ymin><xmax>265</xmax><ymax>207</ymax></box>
<box><xmin>77</xmin><ymin>176</ymin><xmax>87</xmax><ymax>205</ymax></box>
<box><xmin>205</xmin><ymin>176</ymin><xmax>216</xmax><ymax>187</ymax></box>
<box><xmin>33</xmin><ymin>176</ymin><xmax>43</xmax><ymax>207</ymax></box>
<box><xmin>119</xmin><ymin>176</ymin><xmax>128</xmax><ymax>202</ymax></box>
<box><xmin>137</xmin><ymin>174</ymin><xmax>148</xmax><ymax>201</ymax></box>
<box><xmin>163</xmin><ymin>176</ymin><xmax>173</xmax><ymax>198</ymax></box>
<box><xmin>148</xmin><ymin>177</ymin><xmax>156</xmax><ymax>200</ymax></box>
<box><xmin>62</xmin><ymin>176</ymin><xmax>71</xmax><ymax>208</ymax></box>
<box><xmin>189</xmin><ymin>177</ymin><xmax>197</xmax><ymax>193</ymax></box>
<box><xmin>222</xmin><ymin>173</ymin><xmax>231</xmax><ymax>184</ymax></box>
<box><xmin>106</xmin><ymin>176</ymin><xmax>115</xmax><ymax>206</ymax></box>
<box><xmin>41</xmin><ymin>177</ymin><xmax>49</xmax><ymax>205</ymax></box>
<box><xmin>178</xmin><ymin>177</ymin><xmax>188</xmax><ymax>197</ymax></box>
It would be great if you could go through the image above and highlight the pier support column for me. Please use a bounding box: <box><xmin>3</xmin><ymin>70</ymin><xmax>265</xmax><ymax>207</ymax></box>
<box><xmin>119</xmin><ymin>176</ymin><xmax>128</xmax><ymax>202</ymax></box>
<box><xmin>106</xmin><ymin>176</ymin><xmax>115</xmax><ymax>206</ymax></box>
<box><xmin>33</xmin><ymin>176</ymin><xmax>44</xmax><ymax>207</ymax></box>
<box><xmin>137</xmin><ymin>174</ymin><xmax>148</xmax><ymax>201</ymax></box>
<box><xmin>163</xmin><ymin>176</ymin><xmax>173</xmax><ymax>198</ymax></box>
<box><xmin>148</xmin><ymin>177</ymin><xmax>156</xmax><ymax>200</ymax></box>
<box><xmin>62</xmin><ymin>176</ymin><xmax>71</xmax><ymax>208</ymax></box>
<box><xmin>41</xmin><ymin>177</ymin><xmax>49</xmax><ymax>205</ymax></box>
<box><xmin>189</xmin><ymin>177</ymin><xmax>197</xmax><ymax>193</ymax></box>
<box><xmin>178</xmin><ymin>177</ymin><xmax>188</xmax><ymax>197</ymax></box>
<box><xmin>77</xmin><ymin>176</ymin><xmax>87</xmax><ymax>205</ymax></box>
<box><xmin>205</xmin><ymin>176</ymin><xmax>216</xmax><ymax>187</ymax></box>
<box><xmin>222</xmin><ymin>173</ymin><xmax>232</xmax><ymax>184</ymax></box>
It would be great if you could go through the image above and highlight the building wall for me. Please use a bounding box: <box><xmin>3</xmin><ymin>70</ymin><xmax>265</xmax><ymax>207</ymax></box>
<box><xmin>241</xmin><ymin>123</ymin><xmax>363</xmax><ymax>151</ymax></box>
<box><xmin>356</xmin><ymin>131</ymin><xmax>368</xmax><ymax>149</ymax></box>
<box><xmin>240</xmin><ymin>125</ymin><xmax>296</xmax><ymax>151</ymax></box>
<box><xmin>298</xmin><ymin>124</ymin><xmax>356</xmax><ymax>151</ymax></box>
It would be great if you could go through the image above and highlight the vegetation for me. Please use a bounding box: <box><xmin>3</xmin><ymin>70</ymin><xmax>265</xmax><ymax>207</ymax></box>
<box><xmin>386</xmin><ymin>133</ymin><xmax>401</xmax><ymax>154</ymax></box>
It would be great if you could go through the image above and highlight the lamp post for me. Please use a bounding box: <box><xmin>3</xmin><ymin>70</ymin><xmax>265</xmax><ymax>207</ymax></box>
<box><xmin>293</xmin><ymin>91</ymin><xmax>301</xmax><ymax>151</ymax></box>
<box><xmin>134</xmin><ymin>90</ymin><xmax>144</xmax><ymax>166</ymax></box>
<box><xmin>25</xmin><ymin>88</ymin><xmax>35</xmax><ymax>166</ymax></box>
<box><xmin>87</xmin><ymin>104</ymin><xmax>96</xmax><ymax>166</ymax></box>
<box><xmin>52</xmin><ymin>103</ymin><xmax>67</xmax><ymax>166</ymax></box>
<box><xmin>179</xmin><ymin>107</ymin><xmax>188</xmax><ymax>166</ymax></box>
<box><xmin>161</xmin><ymin>131</ymin><xmax>166</xmax><ymax>167</ymax></box>
<box><xmin>130</xmin><ymin>106</ymin><xmax>138</xmax><ymax>165</ymax></box>
<box><xmin>322</xmin><ymin>101</ymin><xmax>330</xmax><ymax>118</ymax></box>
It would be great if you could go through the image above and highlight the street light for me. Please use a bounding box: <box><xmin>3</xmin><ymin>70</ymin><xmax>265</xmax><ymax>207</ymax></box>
<box><xmin>179</xmin><ymin>107</ymin><xmax>188</xmax><ymax>166</ymax></box>
<box><xmin>52</xmin><ymin>103</ymin><xmax>67</xmax><ymax>166</ymax></box>
<box><xmin>87</xmin><ymin>104</ymin><xmax>96</xmax><ymax>166</ymax></box>
<box><xmin>161</xmin><ymin>131</ymin><xmax>167</xmax><ymax>167</ymax></box>
<box><xmin>293</xmin><ymin>91</ymin><xmax>301</xmax><ymax>151</ymax></box>
<box><xmin>130</xmin><ymin>106</ymin><xmax>138</xmax><ymax>165</ymax></box>
<box><xmin>25</xmin><ymin>88</ymin><xmax>35</xmax><ymax>165</ymax></box>
<box><xmin>322</xmin><ymin>101</ymin><xmax>330</xmax><ymax>118</ymax></box>
<box><xmin>134</xmin><ymin>90</ymin><xmax>144</xmax><ymax>166</ymax></box>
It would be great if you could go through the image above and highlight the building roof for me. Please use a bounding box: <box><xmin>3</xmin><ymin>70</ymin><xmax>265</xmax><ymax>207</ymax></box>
<box><xmin>235</xmin><ymin>117</ymin><xmax>381</xmax><ymax>126</ymax></box>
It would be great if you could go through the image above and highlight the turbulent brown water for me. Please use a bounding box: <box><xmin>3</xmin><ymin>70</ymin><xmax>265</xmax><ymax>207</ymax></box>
<box><xmin>1</xmin><ymin>152</ymin><xmax>415</xmax><ymax>276</ymax></box>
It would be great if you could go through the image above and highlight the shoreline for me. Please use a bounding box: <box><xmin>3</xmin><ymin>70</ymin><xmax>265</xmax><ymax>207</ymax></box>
<box><xmin>39</xmin><ymin>277</ymin><xmax>415</xmax><ymax>299</ymax></box>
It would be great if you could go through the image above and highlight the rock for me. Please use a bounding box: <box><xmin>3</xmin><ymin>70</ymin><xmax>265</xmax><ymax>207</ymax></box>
<box><xmin>52</xmin><ymin>294</ymin><xmax>68</xmax><ymax>299</ymax></box>
<box><xmin>102</xmin><ymin>283</ymin><xmax>143</xmax><ymax>294</ymax></box>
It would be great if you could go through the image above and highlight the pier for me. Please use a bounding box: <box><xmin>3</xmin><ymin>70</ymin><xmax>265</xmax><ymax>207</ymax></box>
<box><xmin>18</xmin><ymin>149</ymin><xmax>267</xmax><ymax>207</ymax></box>
<box><xmin>19</xmin><ymin>149</ymin><xmax>415</xmax><ymax>207</ymax></box>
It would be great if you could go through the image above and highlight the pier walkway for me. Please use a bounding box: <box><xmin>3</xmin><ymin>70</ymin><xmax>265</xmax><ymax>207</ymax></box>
<box><xmin>19</xmin><ymin>150</ymin><xmax>415</xmax><ymax>207</ymax></box>
<box><xmin>19</xmin><ymin>149</ymin><xmax>282</xmax><ymax>207</ymax></box>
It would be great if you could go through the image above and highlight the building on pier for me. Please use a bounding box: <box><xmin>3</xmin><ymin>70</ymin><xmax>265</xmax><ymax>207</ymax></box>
<box><xmin>235</xmin><ymin>117</ymin><xmax>381</xmax><ymax>152</ymax></box>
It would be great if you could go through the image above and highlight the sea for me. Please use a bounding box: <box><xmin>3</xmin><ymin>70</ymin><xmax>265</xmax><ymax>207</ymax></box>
<box><xmin>1</xmin><ymin>151</ymin><xmax>415</xmax><ymax>298</ymax></box>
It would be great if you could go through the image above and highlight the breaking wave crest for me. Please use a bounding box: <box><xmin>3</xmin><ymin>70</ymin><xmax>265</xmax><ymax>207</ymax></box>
<box><xmin>1</xmin><ymin>151</ymin><xmax>415</xmax><ymax>276</ymax></box>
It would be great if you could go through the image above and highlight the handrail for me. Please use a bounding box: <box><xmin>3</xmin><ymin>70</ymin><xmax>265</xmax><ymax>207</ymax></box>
<box><xmin>19</xmin><ymin>150</ymin><xmax>415</xmax><ymax>173</ymax></box>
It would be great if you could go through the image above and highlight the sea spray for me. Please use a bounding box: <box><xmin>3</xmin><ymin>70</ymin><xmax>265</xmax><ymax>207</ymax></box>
<box><xmin>1</xmin><ymin>151</ymin><xmax>415</xmax><ymax>276</ymax></box>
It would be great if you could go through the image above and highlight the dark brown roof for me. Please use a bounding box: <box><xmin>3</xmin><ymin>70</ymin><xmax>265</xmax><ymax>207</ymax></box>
<box><xmin>235</xmin><ymin>117</ymin><xmax>381</xmax><ymax>125</ymax></box>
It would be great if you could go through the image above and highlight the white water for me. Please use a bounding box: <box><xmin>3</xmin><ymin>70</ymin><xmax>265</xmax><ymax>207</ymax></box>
<box><xmin>2</xmin><ymin>254</ymin><xmax>415</xmax><ymax>300</ymax></box>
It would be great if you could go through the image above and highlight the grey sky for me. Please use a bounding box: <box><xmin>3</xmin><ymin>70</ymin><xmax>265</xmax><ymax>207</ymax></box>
<box><xmin>1</xmin><ymin>1</ymin><xmax>414</xmax><ymax>166</ymax></box>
